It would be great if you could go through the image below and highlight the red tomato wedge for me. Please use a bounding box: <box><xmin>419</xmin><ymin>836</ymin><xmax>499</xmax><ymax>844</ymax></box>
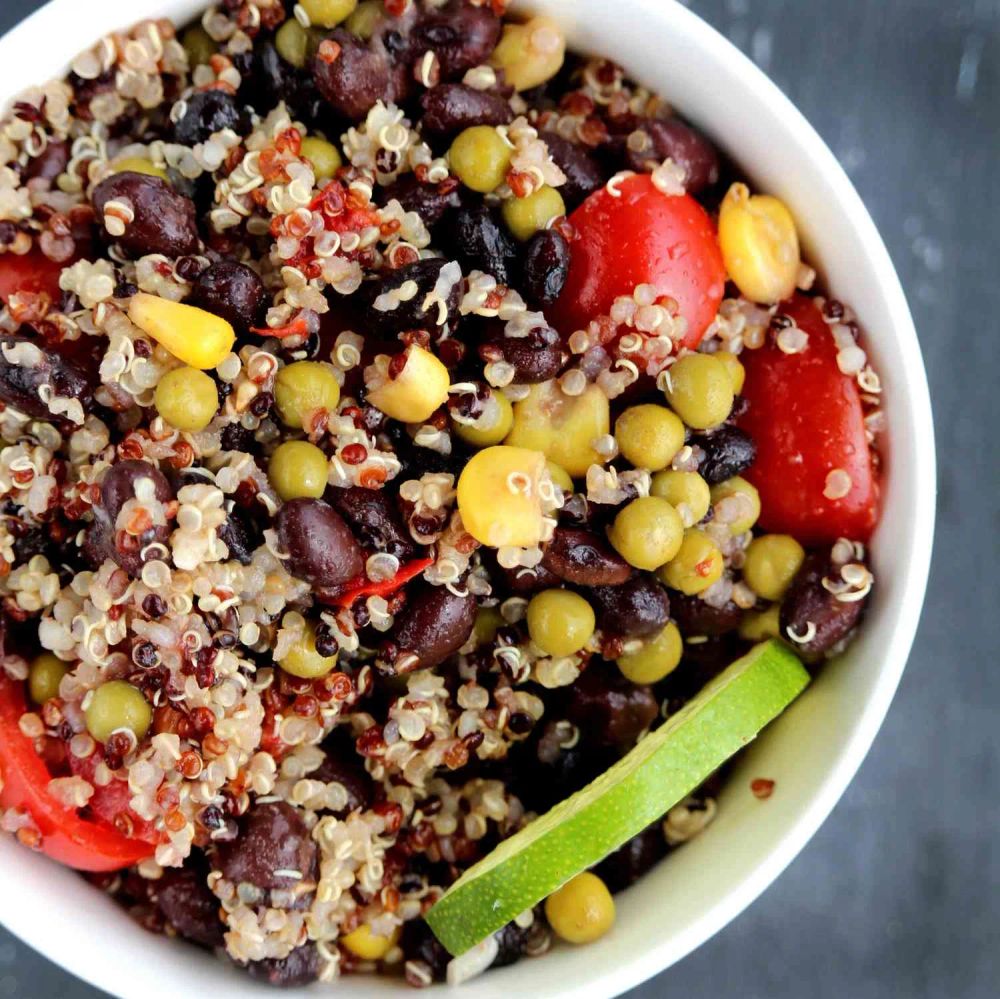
<box><xmin>551</xmin><ymin>173</ymin><xmax>726</xmax><ymax>349</ymax></box>
<box><xmin>737</xmin><ymin>295</ymin><xmax>879</xmax><ymax>544</ymax></box>
<box><xmin>0</xmin><ymin>674</ymin><xmax>156</xmax><ymax>871</ymax></box>
<box><xmin>0</xmin><ymin>250</ymin><xmax>65</xmax><ymax>304</ymax></box>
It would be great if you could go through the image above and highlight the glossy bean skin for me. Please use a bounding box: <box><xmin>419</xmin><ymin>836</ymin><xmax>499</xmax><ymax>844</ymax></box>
<box><xmin>312</xmin><ymin>28</ymin><xmax>401</xmax><ymax>121</ymax></box>
<box><xmin>566</xmin><ymin>664</ymin><xmax>659</xmax><ymax>747</ymax></box>
<box><xmin>690</xmin><ymin>426</ymin><xmax>756</xmax><ymax>485</ymax></box>
<box><xmin>541</xmin><ymin>527</ymin><xmax>632</xmax><ymax>587</ymax></box>
<box><xmin>492</xmin><ymin>559</ymin><xmax>562</xmax><ymax>595</ymax></box>
<box><xmin>190</xmin><ymin>259</ymin><xmax>267</xmax><ymax>331</ymax></box>
<box><xmin>420</xmin><ymin>83</ymin><xmax>513</xmax><ymax>138</ymax></box>
<box><xmin>174</xmin><ymin>90</ymin><xmax>250</xmax><ymax>146</ymax></box>
<box><xmin>626</xmin><ymin>118</ymin><xmax>720</xmax><ymax>194</ymax></box>
<box><xmin>312</xmin><ymin>739</ymin><xmax>374</xmax><ymax>818</ymax></box>
<box><xmin>520</xmin><ymin>228</ymin><xmax>570</xmax><ymax>308</ymax></box>
<box><xmin>401</xmin><ymin>920</ymin><xmax>451</xmax><ymax>982</ymax></box>
<box><xmin>154</xmin><ymin>860</ymin><xmax>225</xmax><ymax>949</ymax></box>
<box><xmin>92</xmin><ymin>172</ymin><xmax>200</xmax><ymax>258</ymax></box>
<box><xmin>478</xmin><ymin>322</ymin><xmax>565</xmax><ymax>383</ymax></box>
<box><xmin>217</xmin><ymin>506</ymin><xmax>260</xmax><ymax>565</ymax></box>
<box><xmin>247</xmin><ymin>945</ymin><xmax>321</xmax><ymax>987</ymax></box>
<box><xmin>388</xmin><ymin>585</ymin><xmax>477</xmax><ymax>672</ymax></box>
<box><xmin>779</xmin><ymin>550</ymin><xmax>867</xmax><ymax>659</ymax></box>
<box><xmin>0</xmin><ymin>335</ymin><xmax>93</xmax><ymax>420</ymax></box>
<box><xmin>328</xmin><ymin>486</ymin><xmax>417</xmax><ymax>560</ymax></box>
<box><xmin>379</xmin><ymin>174</ymin><xmax>462</xmax><ymax>229</ymax></box>
<box><xmin>594</xmin><ymin>823</ymin><xmax>668</xmax><ymax>894</ymax></box>
<box><xmin>588</xmin><ymin>575</ymin><xmax>671</xmax><ymax>638</ymax></box>
<box><xmin>444</xmin><ymin>204</ymin><xmax>518</xmax><ymax>285</ymax></box>
<box><xmin>244</xmin><ymin>43</ymin><xmax>327</xmax><ymax>125</ymax></box>
<box><xmin>542</xmin><ymin>133</ymin><xmax>604</xmax><ymax>209</ymax></box>
<box><xmin>216</xmin><ymin>802</ymin><xmax>317</xmax><ymax>891</ymax></box>
<box><xmin>670</xmin><ymin>592</ymin><xmax>743</xmax><ymax>637</ymax></box>
<box><xmin>276</xmin><ymin>498</ymin><xmax>366</xmax><ymax>589</ymax></box>
<box><xmin>411</xmin><ymin>0</ymin><xmax>502</xmax><ymax>79</ymax></box>
<box><xmin>356</xmin><ymin>258</ymin><xmax>461</xmax><ymax>337</ymax></box>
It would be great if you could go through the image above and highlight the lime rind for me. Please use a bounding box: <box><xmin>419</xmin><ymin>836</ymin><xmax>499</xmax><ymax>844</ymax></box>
<box><xmin>426</xmin><ymin>640</ymin><xmax>810</xmax><ymax>955</ymax></box>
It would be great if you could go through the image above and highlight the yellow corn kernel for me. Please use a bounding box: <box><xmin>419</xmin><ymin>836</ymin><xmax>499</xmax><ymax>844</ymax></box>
<box><xmin>457</xmin><ymin>445</ymin><xmax>550</xmax><ymax>548</ymax></box>
<box><xmin>490</xmin><ymin>16</ymin><xmax>566</xmax><ymax>91</ymax></box>
<box><xmin>113</xmin><ymin>156</ymin><xmax>168</xmax><ymax>181</ymax></box>
<box><xmin>546</xmin><ymin>461</ymin><xmax>574</xmax><ymax>495</ymax></box>
<box><xmin>366</xmin><ymin>345</ymin><xmax>450</xmax><ymax>424</ymax></box>
<box><xmin>128</xmin><ymin>293</ymin><xmax>235</xmax><ymax>370</ymax></box>
<box><xmin>341</xmin><ymin>923</ymin><xmax>400</xmax><ymax>961</ymax></box>
<box><xmin>505</xmin><ymin>380</ymin><xmax>610</xmax><ymax>477</ymax></box>
<box><xmin>718</xmin><ymin>182</ymin><xmax>801</xmax><ymax>304</ymax></box>
<box><xmin>452</xmin><ymin>389</ymin><xmax>513</xmax><ymax>448</ymax></box>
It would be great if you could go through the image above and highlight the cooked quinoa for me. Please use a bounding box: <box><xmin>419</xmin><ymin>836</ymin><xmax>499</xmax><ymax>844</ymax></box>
<box><xmin>0</xmin><ymin>0</ymin><xmax>881</xmax><ymax>988</ymax></box>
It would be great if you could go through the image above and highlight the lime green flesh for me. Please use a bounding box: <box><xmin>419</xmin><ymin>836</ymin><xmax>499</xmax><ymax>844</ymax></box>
<box><xmin>426</xmin><ymin>640</ymin><xmax>809</xmax><ymax>956</ymax></box>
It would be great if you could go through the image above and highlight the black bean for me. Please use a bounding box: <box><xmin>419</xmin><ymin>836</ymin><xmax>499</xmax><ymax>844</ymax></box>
<box><xmin>379</xmin><ymin>174</ymin><xmax>462</xmax><ymax>229</ymax></box>
<box><xmin>542</xmin><ymin>133</ymin><xmax>604</xmax><ymax>209</ymax></box>
<box><xmin>220</xmin><ymin>422</ymin><xmax>256</xmax><ymax>453</ymax></box>
<box><xmin>355</xmin><ymin>258</ymin><xmax>461</xmax><ymax>337</ymax></box>
<box><xmin>173</xmin><ymin>90</ymin><xmax>250</xmax><ymax>146</ymax></box>
<box><xmin>312</xmin><ymin>29</ymin><xmax>396</xmax><ymax>121</ymax></box>
<box><xmin>520</xmin><ymin>228</ymin><xmax>570</xmax><ymax>307</ymax></box>
<box><xmin>690</xmin><ymin>426</ymin><xmax>757</xmax><ymax>485</ymax></box>
<box><xmin>626</xmin><ymin>118</ymin><xmax>720</xmax><ymax>194</ymax></box>
<box><xmin>541</xmin><ymin>527</ymin><xmax>632</xmax><ymax>587</ymax></box>
<box><xmin>420</xmin><ymin>83</ymin><xmax>513</xmax><ymax>138</ymax></box>
<box><xmin>412</xmin><ymin>0</ymin><xmax>502</xmax><ymax>79</ymax></box>
<box><xmin>588</xmin><ymin>575</ymin><xmax>670</xmax><ymax>638</ymax></box>
<box><xmin>217</xmin><ymin>506</ymin><xmax>259</xmax><ymax>565</ymax></box>
<box><xmin>247</xmin><ymin>945</ymin><xmax>321</xmax><ymax>987</ymax></box>
<box><xmin>154</xmin><ymin>861</ymin><xmax>225</xmax><ymax>949</ymax></box>
<box><xmin>594</xmin><ymin>824</ymin><xmax>667</xmax><ymax>894</ymax></box>
<box><xmin>0</xmin><ymin>335</ymin><xmax>93</xmax><ymax>420</ymax></box>
<box><xmin>390</xmin><ymin>585</ymin><xmax>477</xmax><ymax>672</ymax></box>
<box><xmin>276</xmin><ymin>498</ymin><xmax>366</xmax><ymax>589</ymax></box>
<box><xmin>478</xmin><ymin>323</ymin><xmax>565</xmax><ymax>384</ymax></box>
<box><xmin>443</xmin><ymin>204</ymin><xmax>518</xmax><ymax>285</ymax></box>
<box><xmin>492</xmin><ymin>559</ymin><xmax>561</xmax><ymax>595</ymax></box>
<box><xmin>566</xmin><ymin>664</ymin><xmax>659</xmax><ymax>747</ymax></box>
<box><xmin>670</xmin><ymin>592</ymin><xmax>742</xmax><ymax>637</ymax></box>
<box><xmin>22</xmin><ymin>138</ymin><xmax>69</xmax><ymax>183</ymax></box>
<box><xmin>92</xmin><ymin>172</ymin><xmax>199</xmax><ymax>258</ymax></box>
<box><xmin>327</xmin><ymin>486</ymin><xmax>417</xmax><ymax>560</ymax></box>
<box><xmin>190</xmin><ymin>259</ymin><xmax>267</xmax><ymax>331</ymax></box>
<box><xmin>779</xmin><ymin>550</ymin><xmax>867</xmax><ymax>659</ymax></box>
<box><xmin>401</xmin><ymin>920</ymin><xmax>450</xmax><ymax>982</ymax></box>
<box><xmin>312</xmin><ymin>742</ymin><xmax>374</xmax><ymax>818</ymax></box>
<box><xmin>492</xmin><ymin>920</ymin><xmax>530</xmax><ymax>968</ymax></box>
<box><xmin>216</xmin><ymin>802</ymin><xmax>317</xmax><ymax>891</ymax></box>
<box><xmin>244</xmin><ymin>43</ymin><xmax>324</xmax><ymax>124</ymax></box>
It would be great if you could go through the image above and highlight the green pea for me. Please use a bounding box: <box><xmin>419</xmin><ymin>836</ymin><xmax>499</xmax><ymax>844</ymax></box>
<box><xmin>154</xmin><ymin>366</ymin><xmax>219</xmax><ymax>432</ymax></box>
<box><xmin>269</xmin><ymin>441</ymin><xmax>329</xmax><ymax>500</ymax></box>
<box><xmin>29</xmin><ymin>653</ymin><xmax>68</xmax><ymax>705</ymax></box>
<box><xmin>274</xmin><ymin>361</ymin><xmax>341</xmax><ymax>429</ymax></box>
<box><xmin>527</xmin><ymin>589</ymin><xmax>595</xmax><ymax>658</ymax></box>
<box><xmin>608</xmin><ymin>496</ymin><xmax>683</xmax><ymax>571</ymax></box>
<box><xmin>615</xmin><ymin>404</ymin><xmax>685</xmax><ymax>471</ymax></box>
<box><xmin>664</xmin><ymin>353</ymin><xmax>734</xmax><ymax>430</ymax></box>
<box><xmin>502</xmin><ymin>185</ymin><xmax>566</xmax><ymax>241</ymax></box>
<box><xmin>449</xmin><ymin>126</ymin><xmax>512</xmax><ymax>194</ymax></box>
<box><xmin>85</xmin><ymin>681</ymin><xmax>152</xmax><ymax>744</ymax></box>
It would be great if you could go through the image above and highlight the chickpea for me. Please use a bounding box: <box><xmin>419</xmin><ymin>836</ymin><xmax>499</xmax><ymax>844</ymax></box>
<box><xmin>545</xmin><ymin>872</ymin><xmax>615</xmax><ymax>945</ymax></box>
<box><xmin>129</xmin><ymin>293</ymin><xmax>235</xmax><ymax>370</ymax></box>
<box><xmin>710</xmin><ymin>476</ymin><xmax>761</xmax><ymax>535</ymax></box>
<box><xmin>28</xmin><ymin>652</ymin><xmax>67</xmax><ymax>705</ymax></box>
<box><xmin>182</xmin><ymin>24</ymin><xmax>217</xmax><ymax>67</ymax></box>
<box><xmin>112</xmin><ymin>157</ymin><xmax>168</xmax><ymax>182</ymax></box>
<box><xmin>608</xmin><ymin>496</ymin><xmax>684</xmax><ymax>571</ymax></box>
<box><xmin>502</xmin><ymin>186</ymin><xmax>566</xmax><ymax>242</ymax></box>
<box><xmin>718</xmin><ymin>182</ymin><xmax>801</xmax><ymax>304</ymax></box>
<box><xmin>664</xmin><ymin>353</ymin><xmax>734</xmax><ymax>430</ymax></box>
<box><xmin>527</xmin><ymin>589</ymin><xmax>596</xmax><ymax>658</ymax></box>
<box><xmin>449</xmin><ymin>126</ymin><xmax>513</xmax><ymax>194</ymax></box>
<box><xmin>298</xmin><ymin>0</ymin><xmax>357</xmax><ymax>29</ymax></box>
<box><xmin>154</xmin><ymin>366</ymin><xmax>219</xmax><ymax>432</ymax></box>
<box><xmin>715</xmin><ymin>350</ymin><xmax>746</xmax><ymax>394</ymax></box>
<box><xmin>367</xmin><ymin>345</ymin><xmax>451</xmax><ymax>424</ymax></box>
<box><xmin>340</xmin><ymin>923</ymin><xmax>400</xmax><ymax>960</ymax></box>
<box><xmin>657</xmin><ymin>529</ymin><xmax>724</xmax><ymax>595</ymax></box>
<box><xmin>491</xmin><ymin>16</ymin><xmax>567</xmax><ymax>91</ymax></box>
<box><xmin>615</xmin><ymin>404</ymin><xmax>685</xmax><ymax>471</ymax></box>
<box><xmin>300</xmin><ymin>136</ymin><xmax>343</xmax><ymax>181</ymax></box>
<box><xmin>275</xmin><ymin>18</ymin><xmax>310</xmax><ymax>68</ymax></box>
<box><xmin>269</xmin><ymin>441</ymin><xmax>329</xmax><ymax>501</ymax></box>
<box><xmin>739</xmin><ymin>603</ymin><xmax>782</xmax><ymax>642</ymax></box>
<box><xmin>649</xmin><ymin>470</ymin><xmax>711</xmax><ymax>527</ymax></box>
<box><xmin>546</xmin><ymin>461</ymin><xmax>574</xmax><ymax>496</ymax></box>
<box><xmin>278</xmin><ymin>619</ymin><xmax>338</xmax><ymax>679</ymax></box>
<box><xmin>743</xmin><ymin>534</ymin><xmax>805</xmax><ymax>601</ymax></box>
<box><xmin>506</xmin><ymin>380</ymin><xmax>610</xmax><ymax>477</ymax></box>
<box><xmin>452</xmin><ymin>390</ymin><xmax>514</xmax><ymax>448</ymax></box>
<box><xmin>274</xmin><ymin>361</ymin><xmax>341</xmax><ymax>429</ymax></box>
<box><xmin>85</xmin><ymin>681</ymin><xmax>152</xmax><ymax>744</ymax></box>
<box><xmin>457</xmin><ymin>445</ymin><xmax>551</xmax><ymax>548</ymax></box>
<box><xmin>617</xmin><ymin>621</ymin><xmax>683</xmax><ymax>684</ymax></box>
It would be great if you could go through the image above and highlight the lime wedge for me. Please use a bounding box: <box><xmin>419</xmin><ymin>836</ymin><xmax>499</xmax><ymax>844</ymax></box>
<box><xmin>426</xmin><ymin>640</ymin><xmax>809</xmax><ymax>955</ymax></box>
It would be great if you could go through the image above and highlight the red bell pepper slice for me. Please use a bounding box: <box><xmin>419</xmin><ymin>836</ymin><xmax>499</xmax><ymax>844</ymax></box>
<box><xmin>0</xmin><ymin>674</ymin><xmax>156</xmax><ymax>872</ymax></box>
<box><xmin>328</xmin><ymin>557</ymin><xmax>433</xmax><ymax>608</ymax></box>
<box><xmin>736</xmin><ymin>295</ymin><xmax>879</xmax><ymax>544</ymax></box>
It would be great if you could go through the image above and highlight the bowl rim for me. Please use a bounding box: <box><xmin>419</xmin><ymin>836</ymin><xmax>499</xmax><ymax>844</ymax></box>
<box><xmin>0</xmin><ymin>0</ymin><xmax>936</xmax><ymax>997</ymax></box>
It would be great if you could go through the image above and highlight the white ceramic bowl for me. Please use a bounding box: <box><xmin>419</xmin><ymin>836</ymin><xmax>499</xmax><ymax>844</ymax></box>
<box><xmin>0</xmin><ymin>0</ymin><xmax>935</xmax><ymax>996</ymax></box>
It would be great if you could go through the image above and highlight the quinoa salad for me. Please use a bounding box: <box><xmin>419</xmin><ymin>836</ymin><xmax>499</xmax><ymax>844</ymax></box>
<box><xmin>0</xmin><ymin>0</ymin><xmax>882</xmax><ymax>989</ymax></box>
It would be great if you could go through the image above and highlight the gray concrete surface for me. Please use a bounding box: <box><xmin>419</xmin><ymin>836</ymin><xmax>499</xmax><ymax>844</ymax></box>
<box><xmin>0</xmin><ymin>0</ymin><xmax>996</xmax><ymax>997</ymax></box>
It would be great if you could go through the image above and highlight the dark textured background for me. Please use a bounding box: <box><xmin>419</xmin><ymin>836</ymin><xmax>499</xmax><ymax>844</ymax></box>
<box><xmin>0</xmin><ymin>0</ymin><xmax>997</xmax><ymax>997</ymax></box>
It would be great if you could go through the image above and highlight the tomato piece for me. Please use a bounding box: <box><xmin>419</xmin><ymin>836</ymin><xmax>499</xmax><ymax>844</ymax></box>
<box><xmin>0</xmin><ymin>675</ymin><xmax>155</xmax><ymax>871</ymax></box>
<box><xmin>551</xmin><ymin>174</ymin><xmax>726</xmax><ymax>349</ymax></box>
<box><xmin>0</xmin><ymin>250</ymin><xmax>64</xmax><ymax>304</ymax></box>
<box><xmin>736</xmin><ymin>295</ymin><xmax>879</xmax><ymax>544</ymax></box>
<box><xmin>68</xmin><ymin>750</ymin><xmax>159</xmax><ymax>843</ymax></box>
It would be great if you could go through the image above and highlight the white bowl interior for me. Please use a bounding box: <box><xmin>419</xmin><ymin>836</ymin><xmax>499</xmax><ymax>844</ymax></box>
<box><xmin>0</xmin><ymin>1</ymin><xmax>935</xmax><ymax>997</ymax></box>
